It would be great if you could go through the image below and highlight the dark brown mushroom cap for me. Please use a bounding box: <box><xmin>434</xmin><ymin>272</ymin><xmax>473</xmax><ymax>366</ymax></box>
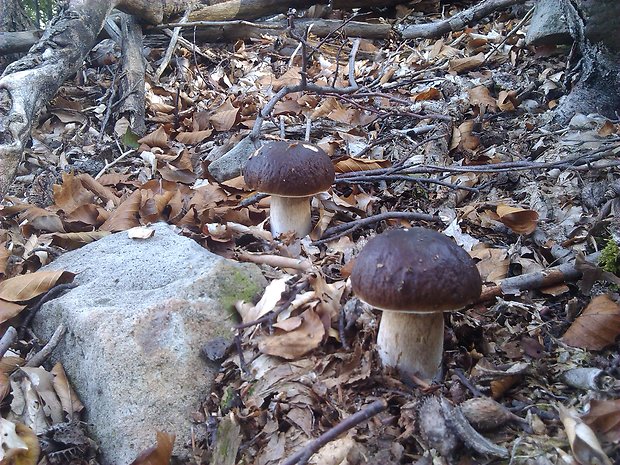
<box><xmin>243</xmin><ymin>141</ymin><xmax>335</xmax><ymax>197</ymax></box>
<box><xmin>351</xmin><ymin>228</ymin><xmax>482</xmax><ymax>312</ymax></box>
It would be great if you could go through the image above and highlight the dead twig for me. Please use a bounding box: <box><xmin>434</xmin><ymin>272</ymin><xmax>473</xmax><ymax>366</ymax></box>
<box><xmin>280</xmin><ymin>398</ymin><xmax>388</xmax><ymax>465</ymax></box>
<box><xmin>25</xmin><ymin>324</ymin><xmax>66</xmax><ymax>367</ymax></box>
<box><xmin>155</xmin><ymin>8</ymin><xmax>192</xmax><ymax>81</ymax></box>
<box><xmin>336</xmin><ymin>174</ymin><xmax>480</xmax><ymax>192</ymax></box>
<box><xmin>19</xmin><ymin>283</ymin><xmax>78</xmax><ymax>338</ymax></box>
<box><xmin>477</xmin><ymin>251</ymin><xmax>602</xmax><ymax>302</ymax></box>
<box><xmin>0</xmin><ymin>327</ymin><xmax>18</xmax><ymax>359</ymax></box>
<box><xmin>236</xmin><ymin>252</ymin><xmax>314</xmax><ymax>272</ymax></box>
<box><xmin>313</xmin><ymin>211</ymin><xmax>442</xmax><ymax>245</ymax></box>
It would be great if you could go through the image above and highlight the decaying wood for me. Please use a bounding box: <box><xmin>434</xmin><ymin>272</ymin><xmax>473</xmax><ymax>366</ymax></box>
<box><xmin>118</xmin><ymin>13</ymin><xmax>146</xmax><ymax>134</ymax></box>
<box><xmin>477</xmin><ymin>251</ymin><xmax>602</xmax><ymax>302</ymax></box>
<box><xmin>0</xmin><ymin>0</ymin><xmax>187</xmax><ymax>198</ymax></box>
<box><xmin>0</xmin><ymin>0</ymin><xmax>530</xmax><ymax>198</ymax></box>
<box><xmin>399</xmin><ymin>0</ymin><xmax>527</xmax><ymax>39</ymax></box>
<box><xmin>0</xmin><ymin>31</ymin><xmax>41</xmax><ymax>54</ymax></box>
<box><xmin>188</xmin><ymin>0</ymin><xmax>406</xmax><ymax>22</ymax></box>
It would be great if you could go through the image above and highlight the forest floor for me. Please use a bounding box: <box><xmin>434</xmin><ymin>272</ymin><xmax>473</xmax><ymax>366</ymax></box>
<box><xmin>1</xmin><ymin>1</ymin><xmax>620</xmax><ymax>464</ymax></box>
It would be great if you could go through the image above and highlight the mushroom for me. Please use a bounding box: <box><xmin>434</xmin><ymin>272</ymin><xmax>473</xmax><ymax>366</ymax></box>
<box><xmin>243</xmin><ymin>141</ymin><xmax>335</xmax><ymax>238</ymax></box>
<box><xmin>350</xmin><ymin>228</ymin><xmax>482</xmax><ymax>381</ymax></box>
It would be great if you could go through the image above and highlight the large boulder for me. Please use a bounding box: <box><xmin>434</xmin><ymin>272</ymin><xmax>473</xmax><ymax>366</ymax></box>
<box><xmin>32</xmin><ymin>222</ymin><xmax>265</xmax><ymax>465</ymax></box>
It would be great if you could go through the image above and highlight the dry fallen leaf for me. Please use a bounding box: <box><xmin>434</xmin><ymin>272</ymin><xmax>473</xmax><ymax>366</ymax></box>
<box><xmin>562</xmin><ymin>295</ymin><xmax>620</xmax><ymax>350</ymax></box>
<box><xmin>333</xmin><ymin>156</ymin><xmax>390</xmax><ymax>174</ymax></box>
<box><xmin>100</xmin><ymin>189</ymin><xmax>142</xmax><ymax>232</ymax></box>
<box><xmin>127</xmin><ymin>226</ymin><xmax>155</xmax><ymax>240</ymax></box>
<box><xmin>51</xmin><ymin>363</ymin><xmax>84</xmax><ymax>419</ymax></box>
<box><xmin>496</xmin><ymin>204</ymin><xmax>539</xmax><ymax>234</ymax></box>
<box><xmin>129</xmin><ymin>431</ymin><xmax>175</xmax><ymax>465</ymax></box>
<box><xmin>258</xmin><ymin>308</ymin><xmax>325</xmax><ymax>360</ymax></box>
<box><xmin>582</xmin><ymin>399</ymin><xmax>620</xmax><ymax>443</ymax></box>
<box><xmin>449</xmin><ymin>52</ymin><xmax>485</xmax><ymax>73</ymax></box>
<box><xmin>0</xmin><ymin>270</ymin><xmax>75</xmax><ymax>302</ymax></box>
<box><xmin>558</xmin><ymin>404</ymin><xmax>612</xmax><ymax>465</ymax></box>
<box><xmin>0</xmin><ymin>419</ymin><xmax>39</xmax><ymax>465</ymax></box>
<box><xmin>138</xmin><ymin>126</ymin><xmax>169</xmax><ymax>149</ymax></box>
<box><xmin>0</xmin><ymin>300</ymin><xmax>27</xmax><ymax>325</ymax></box>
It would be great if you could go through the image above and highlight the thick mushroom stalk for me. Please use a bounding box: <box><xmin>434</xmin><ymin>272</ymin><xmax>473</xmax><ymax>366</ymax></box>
<box><xmin>269</xmin><ymin>195</ymin><xmax>312</xmax><ymax>238</ymax></box>
<box><xmin>350</xmin><ymin>228</ymin><xmax>482</xmax><ymax>382</ymax></box>
<box><xmin>376</xmin><ymin>311</ymin><xmax>444</xmax><ymax>381</ymax></box>
<box><xmin>243</xmin><ymin>141</ymin><xmax>335</xmax><ymax>240</ymax></box>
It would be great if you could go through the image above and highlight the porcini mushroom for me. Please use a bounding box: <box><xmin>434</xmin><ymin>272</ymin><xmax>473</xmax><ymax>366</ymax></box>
<box><xmin>350</xmin><ymin>228</ymin><xmax>482</xmax><ymax>381</ymax></box>
<box><xmin>243</xmin><ymin>141</ymin><xmax>335</xmax><ymax>238</ymax></box>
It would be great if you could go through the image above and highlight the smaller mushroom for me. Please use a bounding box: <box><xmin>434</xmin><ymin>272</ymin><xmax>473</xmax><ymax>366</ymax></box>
<box><xmin>243</xmin><ymin>141</ymin><xmax>335</xmax><ymax>238</ymax></box>
<box><xmin>350</xmin><ymin>228</ymin><xmax>482</xmax><ymax>381</ymax></box>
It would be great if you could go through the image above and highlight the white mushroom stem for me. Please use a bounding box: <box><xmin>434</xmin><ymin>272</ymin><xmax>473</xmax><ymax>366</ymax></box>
<box><xmin>269</xmin><ymin>195</ymin><xmax>312</xmax><ymax>238</ymax></box>
<box><xmin>376</xmin><ymin>311</ymin><xmax>444</xmax><ymax>381</ymax></box>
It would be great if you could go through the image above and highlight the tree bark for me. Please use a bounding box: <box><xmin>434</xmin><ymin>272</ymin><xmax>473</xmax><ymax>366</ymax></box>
<box><xmin>0</xmin><ymin>0</ymin><xmax>187</xmax><ymax>198</ymax></box>
<box><xmin>118</xmin><ymin>13</ymin><xmax>146</xmax><ymax>135</ymax></box>
<box><xmin>0</xmin><ymin>0</ymin><xmax>36</xmax><ymax>70</ymax></box>
<box><xmin>0</xmin><ymin>30</ymin><xmax>41</xmax><ymax>55</ymax></box>
<box><xmin>188</xmin><ymin>0</ymin><xmax>407</xmax><ymax>22</ymax></box>
<box><xmin>549</xmin><ymin>0</ymin><xmax>620</xmax><ymax>122</ymax></box>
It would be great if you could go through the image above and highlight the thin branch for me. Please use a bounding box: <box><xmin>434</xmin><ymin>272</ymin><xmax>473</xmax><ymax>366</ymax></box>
<box><xmin>155</xmin><ymin>8</ymin><xmax>192</xmax><ymax>81</ymax></box>
<box><xmin>477</xmin><ymin>251</ymin><xmax>602</xmax><ymax>302</ymax></box>
<box><xmin>236</xmin><ymin>252</ymin><xmax>314</xmax><ymax>272</ymax></box>
<box><xmin>336</xmin><ymin>174</ymin><xmax>480</xmax><ymax>192</ymax></box>
<box><xmin>0</xmin><ymin>327</ymin><xmax>18</xmax><ymax>359</ymax></box>
<box><xmin>19</xmin><ymin>283</ymin><xmax>77</xmax><ymax>338</ymax></box>
<box><xmin>313</xmin><ymin>211</ymin><xmax>442</xmax><ymax>245</ymax></box>
<box><xmin>25</xmin><ymin>324</ymin><xmax>66</xmax><ymax>367</ymax></box>
<box><xmin>280</xmin><ymin>399</ymin><xmax>388</xmax><ymax>465</ymax></box>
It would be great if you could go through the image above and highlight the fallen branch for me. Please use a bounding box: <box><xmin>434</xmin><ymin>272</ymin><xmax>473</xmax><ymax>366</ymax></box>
<box><xmin>313</xmin><ymin>211</ymin><xmax>443</xmax><ymax>245</ymax></box>
<box><xmin>25</xmin><ymin>324</ymin><xmax>66</xmax><ymax>367</ymax></box>
<box><xmin>236</xmin><ymin>252</ymin><xmax>314</xmax><ymax>272</ymax></box>
<box><xmin>0</xmin><ymin>0</ymin><xmax>188</xmax><ymax>197</ymax></box>
<box><xmin>477</xmin><ymin>251</ymin><xmax>602</xmax><ymax>302</ymax></box>
<box><xmin>0</xmin><ymin>327</ymin><xmax>17</xmax><ymax>359</ymax></box>
<box><xmin>399</xmin><ymin>0</ymin><xmax>527</xmax><ymax>39</ymax></box>
<box><xmin>279</xmin><ymin>398</ymin><xmax>388</xmax><ymax>465</ymax></box>
<box><xmin>0</xmin><ymin>31</ymin><xmax>41</xmax><ymax>54</ymax></box>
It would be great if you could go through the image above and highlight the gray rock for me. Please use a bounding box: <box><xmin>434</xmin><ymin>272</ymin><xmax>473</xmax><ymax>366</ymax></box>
<box><xmin>207</xmin><ymin>136</ymin><xmax>260</xmax><ymax>182</ymax></box>
<box><xmin>33</xmin><ymin>222</ymin><xmax>265</xmax><ymax>465</ymax></box>
<box><xmin>526</xmin><ymin>0</ymin><xmax>572</xmax><ymax>47</ymax></box>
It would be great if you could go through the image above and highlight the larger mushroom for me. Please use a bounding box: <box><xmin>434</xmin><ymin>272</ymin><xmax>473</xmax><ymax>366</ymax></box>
<box><xmin>243</xmin><ymin>141</ymin><xmax>335</xmax><ymax>238</ymax></box>
<box><xmin>350</xmin><ymin>228</ymin><xmax>482</xmax><ymax>381</ymax></box>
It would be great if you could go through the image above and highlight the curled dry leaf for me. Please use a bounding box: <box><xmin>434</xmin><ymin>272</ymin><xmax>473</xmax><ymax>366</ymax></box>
<box><xmin>239</xmin><ymin>276</ymin><xmax>288</xmax><ymax>324</ymax></box>
<box><xmin>129</xmin><ymin>431</ymin><xmax>175</xmax><ymax>465</ymax></box>
<box><xmin>258</xmin><ymin>308</ymin><xmax>325</xmax><ymax>360</ymax></box>
<box><xmin>582</xmin><ymin>399</ymin><xmax>620</xmax><ymax>443</ymax></box>
<box><xmin>100</xmin><ymin>189</ymin><xmax>142</xmax><ymax>232</ymax></box>
<box><xmin>496</xmin><ymin>204</ymin><xmax>539</xmax><ymax>234</ymax></box>
<box><xmin>127</xmin><ymin>226</ymin><xmax>155</xmax><ymax>240</ymax></box>
<box><xmin>558</xmin><ymin>404</ymin><xmax>612</xmax><ymax>465</ymax></box>
<box><xmin>0</xmin><ymin>270</ymin><xmax>75</xmax><ymax>302</ymax></box>
<box><xmin>51</xmin><ymin>363</ymin><xmax>84</xmax><ymax>418</ymax></box>
<box><xmin>137</xmin><ymin>126</ymin><xmax>169</xmax><ymax>149</ymax></box>
<box><xmin>48</xmin><ymin>231</ymin><xmax>111</xmax><ymax>250</ymax></box>
<box><xmin>562</xmin><ymin>294</ymin><xmax>620</xmax><ymax>350</ymax></box>
<box><xmin>333</xmin><ymin>156</ymin><xmax>390</xmax><ymax>174</ymax></box>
